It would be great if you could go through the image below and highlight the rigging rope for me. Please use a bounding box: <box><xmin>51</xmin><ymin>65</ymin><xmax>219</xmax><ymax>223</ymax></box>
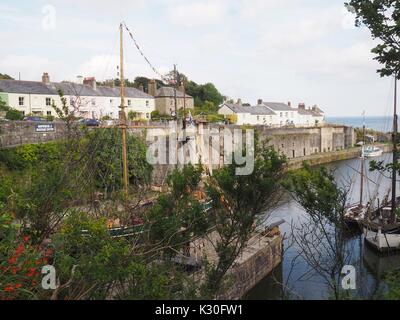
<box><xmin>122</xmin><ymin>22</ymin><xmax>171</xmax><ymax>84</ymax></box>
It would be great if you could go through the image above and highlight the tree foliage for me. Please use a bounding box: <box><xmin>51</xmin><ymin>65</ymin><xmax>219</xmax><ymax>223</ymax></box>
<box><xmin>0</xmin><ymin>73</ymin><xmax>14</xmax><ymax>80</ymax></box>
<box><xmin>201</xmin><ymin>139</ymin><xmax>287</xmax><ymax>298</ymax></box>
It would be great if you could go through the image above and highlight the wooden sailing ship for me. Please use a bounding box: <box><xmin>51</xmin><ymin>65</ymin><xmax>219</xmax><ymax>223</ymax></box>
<box><xmin>363</xmin><ymin>77</ymin><xmax>400</xmax><ymax>252</ymax></box>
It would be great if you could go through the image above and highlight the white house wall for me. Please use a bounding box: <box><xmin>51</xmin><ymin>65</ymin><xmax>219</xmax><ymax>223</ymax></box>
<box><xmin>6</xmin><ymin>92</ymin><xmax>155</xmax><ymax>120</ymax></box>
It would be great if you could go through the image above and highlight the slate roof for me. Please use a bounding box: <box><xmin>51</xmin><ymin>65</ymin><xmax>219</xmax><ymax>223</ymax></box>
<box><xmin>0</xmin><ymin>80</ymin><xmax>154</xmax><ymax>99</ymax></box>
<box><xmin>221</xmin><ymin>103</ymin><xmax>276</xmax><ymax>116</ymax></box>
<box><xmin>156</xmin><ymin>86</ymin><xmax>192</xmax><ymax>98</ymax></box>
<box><xmin>262</xmin><ymin>102</ymin><xmax>294</xmax><ymax>112</ymax></box>
<box><xmin>0</xmin><ymin>80</ymin><xmax>55</xmax><ymax>95</ymax></box>
<box><xmin>297</xmin><ymin>108</ymin><xmax>314</xmax><ymax>116</ymax></box>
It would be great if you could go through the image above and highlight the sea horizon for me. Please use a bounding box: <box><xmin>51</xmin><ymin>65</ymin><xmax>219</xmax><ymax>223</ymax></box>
<box><xmin>326</xmin><ymin>116</ymin><xmax>393</xmax><ymax>132</ymax></box>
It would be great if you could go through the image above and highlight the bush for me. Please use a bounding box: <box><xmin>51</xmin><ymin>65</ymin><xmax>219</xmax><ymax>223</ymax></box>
<box><xmin>5</xmin><ymin>109</ymin><xmax>24</xmax><ymax>121</ymax></box>
<box><xmin>0</xmin><ymin>142</ymin><xmax>62</xmax><ymax>170</ymax></box>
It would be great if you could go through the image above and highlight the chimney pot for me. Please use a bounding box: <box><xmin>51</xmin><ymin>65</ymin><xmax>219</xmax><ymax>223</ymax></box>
<box><xmin>83</xmin><ymin>77</ymin><xmax>97</xmax><ymax>90</ymax></box>
<box><xmin>237</xmin><ymin>98</ymin><xmax>242</xmax><ymax>106</ymax></box>
<box><xmin>288</xmin><ymin>101</ymin><xmax>291</xmax><ymax>107</ymax></box>
<box><xmin>148</xmin><ymin>79</ymin><xmax>157</xmax><ymax>97</ymax></box>
<box><xmin>257</xmin><ymin>99</ymin><xmax>263</xmax><ymax>105</ymax></box>
<box><xmin>42</xmin><ymin>72</ymin><xmax>50</xmax><ymax>84</ymax></box>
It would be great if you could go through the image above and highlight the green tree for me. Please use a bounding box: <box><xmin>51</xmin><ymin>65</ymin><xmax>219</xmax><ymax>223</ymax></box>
<box><xmin>145</xmin><ymin>165</ymin><xmax>209</xmax><ymax>258</ymax></box>
<box><xmin>201</xmin><ymin>139</ymin><xmax>287</xmax><ymax>298</ymax></box>
<box><xmin>0</xmin><ymin>73</ymin><xmax>14</xmax><ymax>80</ymax></box>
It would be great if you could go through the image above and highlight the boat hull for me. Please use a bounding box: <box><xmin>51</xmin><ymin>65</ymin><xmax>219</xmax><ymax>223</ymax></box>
<box><xmin>364</xmin><ymin>228</ymin><xmax>400</xmax><ymax>252</ymax></box>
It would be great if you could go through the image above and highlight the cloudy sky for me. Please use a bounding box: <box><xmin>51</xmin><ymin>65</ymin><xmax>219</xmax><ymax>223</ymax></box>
<box><xmin>0</xmin><ymin>0</ymin><xmax>395</xmax><ymax>116</ymax></box>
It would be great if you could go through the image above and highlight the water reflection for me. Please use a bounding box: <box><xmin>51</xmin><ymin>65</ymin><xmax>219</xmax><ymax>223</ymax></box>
<box><xmin>246</xmin><ymin>153</ymin><xmax>400</xmax><ymax>300</ymax></box>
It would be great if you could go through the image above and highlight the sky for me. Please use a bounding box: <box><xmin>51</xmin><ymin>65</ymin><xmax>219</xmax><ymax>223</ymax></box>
<box><xmin>0</xmin><ymin>0</ymin><xmax>396</xmax><ymax>116</ymax></box>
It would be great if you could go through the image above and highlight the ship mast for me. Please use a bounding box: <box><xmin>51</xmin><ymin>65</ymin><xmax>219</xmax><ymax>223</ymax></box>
<box><xmin>392</xmin><ymin>75</ymin><xmax>398</xmax><ymax>221</ymax></box>
<box><xmin>360</xmin><ymin>113</ymin><xmax>366</xmax><ymax>206</ymax></box>
<box><xmin>120</xmin><ymin>23</ymin><xmax>129</xmax><ymax>211</ymax></box>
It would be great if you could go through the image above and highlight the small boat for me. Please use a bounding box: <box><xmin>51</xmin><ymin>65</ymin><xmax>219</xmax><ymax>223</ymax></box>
<box><xmin>344</xmin><ymin>203</ymin><xmax>367</xmax><ymax>227</ymax></box>
<box><xmin>364</xmin><ymin>226</ymin><xmax>400</xmax><ymax>252</ymax></box>
<box><xmin>363</xmin><ymin>75</ymin><xmax>400</xmax><ymax>252</ymax></box>
<box><xmin>363</xmin><ymin>146</ymin><xmax>383</xmax><ymax>158</ymax></box>
<box><xmin>344</xmin><ymin>118</ymin><xmax>368</xmax><ymax>228</ymax></box>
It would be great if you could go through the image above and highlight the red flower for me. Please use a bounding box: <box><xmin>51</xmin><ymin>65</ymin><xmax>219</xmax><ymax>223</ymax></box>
<box><xmin>26</xmin><ymin>268</ymin><xmax>37</xmax><ymax>277</ymax></box>
<box><xmin>15</xmin><ymin>243</ymin><xmax>25</xmax><ymax>256</ymax></box>
<box><xmin>23</xmin><ymin>236</ymin><xmax>30</xmax><ymax>243</ymax></box>
<box><xmin>15</xmin><ymin>283</ymin><xmax>22</xmax><ymax>289</ymax></box>
<box><xmin>11</xmin><ymin>267</ymin><xmax>17</xmax><ymax>275</ymax></box>
<box><xmin>7</xmin><ymin>257</ymin><xmax>17</xmax><ymax>265</ymax></box>
<box><xmin>4</xmin><ymin>285</ymin><xmax>14</xmax><ymax>293</ymax></box>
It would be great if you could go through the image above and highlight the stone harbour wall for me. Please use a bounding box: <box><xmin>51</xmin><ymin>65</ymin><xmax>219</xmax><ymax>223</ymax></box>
<box><xmin>0</xmin><ymin>121</ymin><xmax>66</xmax><ymax>149</ymax></box>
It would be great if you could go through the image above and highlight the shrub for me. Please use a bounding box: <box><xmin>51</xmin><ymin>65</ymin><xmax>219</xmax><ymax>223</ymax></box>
<box><xmin>5</xmin><ymin>109</ymin><xmax>24</xmax><ymax>121</ymax></box>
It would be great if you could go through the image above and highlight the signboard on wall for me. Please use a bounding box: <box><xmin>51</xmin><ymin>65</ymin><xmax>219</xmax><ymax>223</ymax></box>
<box><xmin>35</xmin><ymin>123</ymin><xmax>55</xmax><ymax>132</ymax></box>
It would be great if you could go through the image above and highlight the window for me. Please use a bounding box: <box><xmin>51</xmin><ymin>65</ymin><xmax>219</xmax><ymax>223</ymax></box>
<box><xmin>146</xmin><ymin>100</ymin><xmax>149</xmax><ymax>107</ymax></box>
<box><xmin>110</xmin><ymin>99</ymin><xmax>113</xmax><ymax>104</ymax></box>
<box><xmin>285</xmin><ymin>112</ymin><xmax>288</xmax><ymax>117</ymax></box>
<box><xmin>46</xmin><ymin>98</ymin><xmax>51</xmax><ymax>106</ymax></box>
<box><xmin>92</xmin><ymin>99</ymin><xmax>96</xmax><ymax>106</ymax></box>
<box><xmin>257</xmin><ymin>116</ymin><xmax>260</xmax><ymax>121</ymax></box>
<box><xmin>128</xmin><ymin>100</ymin><xmax>131</xmax><ymax>106</ymax></box>
<box><xmin>280</xmin><ymin>112</ymin><xmax>283</xmax><ymax>117</ymax></box>
<box><xmin>146</xmin><ymin>113</ymin><xmax>150</xmax><ymax>119</ymax></box>
<box><xmin>47</xmin><ymin>111</ymin><xmax>52</xmax><ymax>116</ymax></box>
<box><xmin>19</xmin><ymin>97</ymin><xmax>24</xmax><ymax>106</ymax></box>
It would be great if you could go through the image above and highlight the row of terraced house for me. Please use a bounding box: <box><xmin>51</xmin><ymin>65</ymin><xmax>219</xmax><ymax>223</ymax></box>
<box><xmin>0</xmin><ymin>72</ymin><xmax>325</xmax><ymax>127</ymax></box>
<box><xmin>0</xmin><ymin>73</ymin><xmax>194</xmax><ymax>120</ymax></box>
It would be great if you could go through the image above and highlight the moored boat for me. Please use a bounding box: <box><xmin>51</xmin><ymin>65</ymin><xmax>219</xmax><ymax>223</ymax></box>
<box><xmin>363</xmin><ymin>146</ymin><xmax>383</xmax><ymax>158</ymax></box>
<box><xmin>363</xmin><ymin>75</ymin><xmax>400</xmax><ymax>252</ymax></box>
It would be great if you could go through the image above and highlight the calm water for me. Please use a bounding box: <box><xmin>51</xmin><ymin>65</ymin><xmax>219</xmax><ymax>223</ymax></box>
<box><xmin>327</xmin><ymin>116</ymin><xmax>393</xmax><ymax>132</ymax></box>
<box><xmin>246</xmin><ymin>153</ymin><xmax>400</xmax><ymax>300</ymax></box>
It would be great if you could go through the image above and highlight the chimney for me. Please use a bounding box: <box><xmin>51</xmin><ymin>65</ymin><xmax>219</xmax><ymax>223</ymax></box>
<box><xmin>83</xmin><ymin>77</ymin><xmax>97</xmax><ymax>90</ymax></box>
<box><xmin>76</xmin><ymin>76</ymin><xmax>84</xmax><ymax>85</ymax></box>
<box><xmin>42</xmin><ymin>72</ymin><xmax>50</xmax><ymax>84</ymax></box>
<box><xmin>288</xmin><ymin>101</ymin><xmax>291</xmax><ymax>107</ymax></box>
<box><xmin>179</xmin><ymin>82</ymin><xmax>185</xmax><ymax>94</ymax></box>
<box><xmin>237</xmin><ymin>98</ymin><xmax>243</xmax><ymax>106</ymax></box>
<box><xmin>148</xmin><ymin>79</ymin><xmax>157</xmax><ymax>97</ymax></box>
<box><xmin>257</xmin><ymin>99</ymin><xmax>263</xmax><ymax>105</ymax></box>
<box><xmin>298</xmin><ymin>103</ymin><xmax>306</xmax><ymax>110</ymax></box>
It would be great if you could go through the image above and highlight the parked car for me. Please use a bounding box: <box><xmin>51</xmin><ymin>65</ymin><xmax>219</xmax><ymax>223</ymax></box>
<box><xmin>80</xmin><ymin>118</ymin><xmax>100</xmax><ymax>127</ymax></box>
<box><xmin>23</xmin><ymin>116</ymin><xmax>47</xmax><ymax>122</ymax></box>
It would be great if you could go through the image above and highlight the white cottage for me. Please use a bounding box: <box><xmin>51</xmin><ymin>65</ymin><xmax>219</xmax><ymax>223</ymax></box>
<box><xmin>0</xmin><ymin>73</ymin><xmax>155</xmax><ymax>120</ymax></box>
